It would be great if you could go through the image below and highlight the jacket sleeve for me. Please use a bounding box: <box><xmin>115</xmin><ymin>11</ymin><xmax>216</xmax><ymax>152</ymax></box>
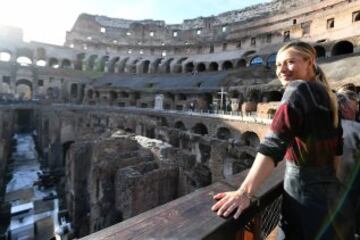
<box><xmin>258</xmin><ymin>102</ymin><xmax>301</xmax><ymax>166</ymax></box>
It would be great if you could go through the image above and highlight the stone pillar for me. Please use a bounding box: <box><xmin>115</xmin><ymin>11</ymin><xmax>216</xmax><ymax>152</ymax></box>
<box><xmin>154</xmin><ymin>94</ymin><xmax>164</xmax><ymax>110</ymax></box>
<box><xmin>230</xmin><ymin>98</ymin><xmax>240</xmax><ymax>112</ymax></box>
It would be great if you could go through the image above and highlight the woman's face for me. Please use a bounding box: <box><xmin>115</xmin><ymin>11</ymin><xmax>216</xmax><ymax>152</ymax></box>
<box><xmin>276</xmin><ymin>48</ymin><xmax>314</xmax><ymax>87</ymax></box>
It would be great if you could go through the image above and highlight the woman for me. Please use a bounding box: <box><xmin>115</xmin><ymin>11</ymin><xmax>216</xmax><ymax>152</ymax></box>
<box><xmin>211</xmin><ymin>41</ymin><xmax>354</xmax><ymax>239</ymax></box>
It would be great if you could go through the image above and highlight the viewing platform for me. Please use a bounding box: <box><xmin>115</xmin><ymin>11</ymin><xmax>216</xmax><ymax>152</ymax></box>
<box><xmin>80</xmin><ymin>162</ymin><xmax>285</xmax><ymax>240</ymax></box>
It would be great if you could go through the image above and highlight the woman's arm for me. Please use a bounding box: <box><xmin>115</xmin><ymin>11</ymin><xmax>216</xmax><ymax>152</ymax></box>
<box><xmin>211</xmin><ymin>153</ymin><xmax>276</xmax><ymax>219</ymax></box>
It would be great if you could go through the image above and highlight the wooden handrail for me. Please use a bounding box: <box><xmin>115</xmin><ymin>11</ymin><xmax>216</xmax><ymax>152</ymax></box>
<box><xmin>80</xmin><ymin>162</ymin><xmax>285</xmax><ymax>240</ymax></box>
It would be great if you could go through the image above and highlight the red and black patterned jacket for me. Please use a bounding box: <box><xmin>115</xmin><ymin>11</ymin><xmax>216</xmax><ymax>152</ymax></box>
<box><xmin>258</xmin><ymin>80</ymin><xmax>343</xmax><ymax>167</ymax></box>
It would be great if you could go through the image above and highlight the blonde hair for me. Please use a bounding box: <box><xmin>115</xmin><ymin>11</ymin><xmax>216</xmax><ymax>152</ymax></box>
<box><xmin>278</xmin><ymin>41</ymin><xmax>339</xmax><ymax>127</ymax></box>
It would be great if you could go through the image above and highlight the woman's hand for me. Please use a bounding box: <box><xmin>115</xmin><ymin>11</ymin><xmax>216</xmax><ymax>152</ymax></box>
<box><xmin>211</xmin><ymin>189</ymin><xmax>251</xmax><ymax>219</ymax></box>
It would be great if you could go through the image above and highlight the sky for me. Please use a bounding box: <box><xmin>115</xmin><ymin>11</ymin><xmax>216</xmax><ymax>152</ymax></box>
<box><xmin>0</xmin><ymin>0</ymin><xmax>270</xmax><ymax>46</ymax></box>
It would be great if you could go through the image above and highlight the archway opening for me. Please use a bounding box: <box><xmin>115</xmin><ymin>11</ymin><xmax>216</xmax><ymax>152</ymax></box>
<box><xmin>209</xmin><ymin>62</ymin><xmax>218</xmax><ymax>71</ymax></box>
<box><xmin>331</xmin><ymin>41</ymin><xmax>354</xmax><ymax>56</ymax></box>
<box><xmin>16</xmin><ymin>79</ymin><xmax>33</xmax><ymax>100</ymax></box>
<box><xmin>216</xmin><ymin>127</ymin><xmax>232</xmax><ymax>140</ymax></box>
<box><xmin>222</xmin><ymin>61</ymin><xmax>233</xmax><ymax>70</ymax></box>
<box><xmin>192</xmin><ymin>123</ymin><xmax>208</xmax><ymax>135</ymax></box>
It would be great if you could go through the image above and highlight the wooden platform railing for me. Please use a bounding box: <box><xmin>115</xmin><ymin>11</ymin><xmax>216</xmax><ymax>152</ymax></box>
<box><xmin>80</xmin><ymin>162</ymin><xmax>285</xmax><ymax>240</ymax></box>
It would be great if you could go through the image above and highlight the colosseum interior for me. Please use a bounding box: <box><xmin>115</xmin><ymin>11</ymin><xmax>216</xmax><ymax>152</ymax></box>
<box><xmin>1</xmin><ymin>0</ymin><xmax>360</xmax><ymax>239</ymax></box>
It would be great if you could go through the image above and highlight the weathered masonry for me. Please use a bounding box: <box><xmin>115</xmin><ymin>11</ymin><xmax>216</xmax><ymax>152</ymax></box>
<box><xmin>1</xmin><ymin>0</ymin><xmax>360</xmax><ymax>239</ymax></box>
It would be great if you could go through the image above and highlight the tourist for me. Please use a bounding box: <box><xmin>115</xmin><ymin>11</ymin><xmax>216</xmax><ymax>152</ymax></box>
<box><xmin>338</xmin><ymin>83</ymin><xmax>357</xmax><ymax>93</ymax></box>
<box><xmin>337</xmin><ymin>90</ymin><xmax>360</xmax><ymax>238</ymax></box>
<box><xmin>211</xmin><ymin>41</ymin><xmax>354</xmax><ymax>239</ymax></box>
<box><xmin>338</xmin><ymin>84</ymin><xmax>360</xmax><ymax>122</ymax></box>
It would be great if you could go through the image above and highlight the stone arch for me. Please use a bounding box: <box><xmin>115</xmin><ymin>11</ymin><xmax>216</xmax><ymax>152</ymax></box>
<box><xmin>127</xmin><ymin>58</ymin><xmax>141</xmax><ymax>73</ymax></box>
<box><xmin>0</xmin><ymin>50</ymin><xmax>12</xmax><ymax>62</ymax></box>
<box><xmin>229</xmin><ymin>90</ymin><xmax>240</xmax><ymax>99</ymax></box>
<box><xmin>185</xmin><ymin>62</ymin><xmax>194</xmax><ymax>73</ymax></box>
<box><xmin>192</xmin><ymin>123</ymin><xmax>208</xmax><ymax>135</ymax></box>
<box><xmin>164</xmin><ymin>92</ymin><xmax>175</xmax><ymax>107</ymax></box>
<box><xmin>246</xmin><ymin>88</ymin><xmax>261</xmax><ymax>102</ymax></box>
<box><xmin>241</xmin><ymin>131</ymin><xmax>260</xmax><ymax>148</ymax></box>
<box><xmin>87</xmin><ymin>54</ymin><xmax>98</xmax><ymax>71</ymax></box>
<box><xmin>314</xmin><ymin>45</ymin><xmax>326</xmax><ymax>58</ymax></box>
<box><xmin>61</xmin><ymin>59</ymin><xmax>72</xmax><ymax>68</ymax></box>
<box><xmin>74</xmin><ymin>53</ymin><xmax>85</xmax><ymax>70</ymax></box>
<box><xmin>196</xmin><ymin>62</ymin><xmax>206</xmax><ymax>72</ymax></box>
<box><xmin>250</xmin><ymin>56</ymin><xmax>264</xmax><ymax>66</ymax></box>
<box><xmin>222</xmin><ymin>61</ymin><xmax>233</xmax><ymax>70</ymax></box>
<box><xmin>236</xmin><ymin>59</ymin><xmax>247</xmax><ymax>68</ymax></box>
<box><xmin>209</xmin><ymin>62</ymin><xmax>218</xmax><ymax>71</ymax></box>
<box><xmin>151</xmin><ymin>58</ymin><xmax>163</xmax><ymax>73</ymax></box>
<box><xmin>163</xmin><ymin>58</ymin><xmax>174</xmax><ymax>73</ymax></box>
<box><xmin>141</xmin><ymin>60</ymin><xmax>151</xmax><ymax>74</ymax></box>
<box><xmin>16</xmin><ymin>56</ymin><xmax>32</xmax><ymax>66</ymax></box>
<box><xmin>98</xmin><ymin>56</ymin><xmax>109</xmax><ymax>72</ymax></box>
<box><xmin>243</xmin><ymin>50</ymin><xmax>256</xmax><ymax>57</ymax></box>
<box><xmin>173</xmin><ymin>57</ymin><xmax>187</xmax><ymax>73</ymax></box>
<box><xmin>331</xmin><ymin>41</ymin><xmax>354</xmax><ymax>56</ymax></box>
<box><xmin>267</xmin><ymin>108</ymin><xmax>277</xmax><ymax>119</ymax></box>
<box><xmin>108</xmin><ymin>57</ymin><xmax>120</xmax><ymax>73</ymax></box>
<box><xmin>109</xmin><ymin>91</ymin><xmax>118</xmax><ymax>105</ymax></box>
<box><xmin>354</xmin><ymin>11</ymin><xmax>360</xmax><ymax>22</ymax></box>
<box><xmin>36</xmin><ymin>59</ymin><xmax>46</xmax><ymax>67</ymax></box>
<box><xmin>15</xmin><ymin>79</ymin><xmax>32</xmax><ymax>100</ymax></box>
<box><xmin>261</xmin><ymin>90</ymin><xmax>283</xmax><ymax>102</ymax></box>
<box><xmin>216</xmin><ymin>127</ymin><xmax>232</xmax><ymax>140</ymax></box>
<box><xmin>118</xmin><ymin>57</ymin><xmax>129</xmax><ymax>73</ymax></box>
<box><xmin>49</xmin><ymin>57</ymin><xmax>59</xmax><ymax>68</ymax></box>
<box><xmin>174</xmin><ymin>121</ymin><xmax>186</xmax><ymax>130</ymax></box>
<box><xmin>266</xmin><ymin>53</ymin><xmax>277</xmax><ymax>66</ymax></box>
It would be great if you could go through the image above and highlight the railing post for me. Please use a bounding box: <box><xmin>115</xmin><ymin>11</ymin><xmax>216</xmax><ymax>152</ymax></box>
<box><xmin>253</xmin><ymin>213</ymin><xmax>262</xmax><ymax>240</ymax></box>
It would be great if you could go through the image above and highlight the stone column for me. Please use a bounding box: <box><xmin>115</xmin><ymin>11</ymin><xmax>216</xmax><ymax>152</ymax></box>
<box><xmin>230</xmin><ymin>98</ymin><xmax>240</xmax><ymax>112</ymax></box>
<box><xmin>154</xmin><ymin>94</ymin><xmax>164</xmax><ymax>110</ymax></box>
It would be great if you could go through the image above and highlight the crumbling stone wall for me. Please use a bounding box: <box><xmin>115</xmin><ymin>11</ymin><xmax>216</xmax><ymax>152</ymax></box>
<box><xmin>0</xmin><ymin>109</ymin><xmax>15</xmax><ymax>204</ymax></box>
<box><xmin>65</xmin><ymin>130</ymin><xmax>196</xmax><ymax>237</ymax></box>
<box><xmin>31</xmin><ymin>106</ymin><xmax>263</xmax><ymax>237</ymax></box>
<box><xmin>116</xmin><ymin>162</ymin><xmax>178</xmax><ymax>220</ymax></box>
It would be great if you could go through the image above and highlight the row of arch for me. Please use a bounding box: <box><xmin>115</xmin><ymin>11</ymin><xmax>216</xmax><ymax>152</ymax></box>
<box><xmin>173</xmin><ymin>120</ymin><xmax>260</xmax><ymax>147</ymax></box>
<box><xmin>1</xmin><ymin>79</ymin><xmax>67</xmax><ymax>100</ymax></box>
<box><xmin>0</xmin><ymin>41</ymin><xmax>355</xmax><ymax>74</ymax></box>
